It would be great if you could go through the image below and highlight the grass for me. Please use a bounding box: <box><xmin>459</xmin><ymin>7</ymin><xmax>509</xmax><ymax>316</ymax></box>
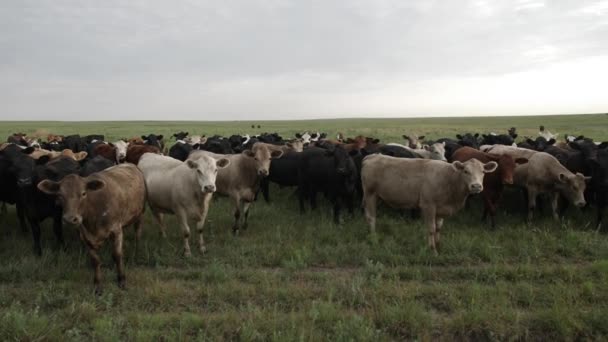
<box><xmin>1</xmin><ymin>113</ymin><xmax>607</xmax><ymax>340</ymax></box>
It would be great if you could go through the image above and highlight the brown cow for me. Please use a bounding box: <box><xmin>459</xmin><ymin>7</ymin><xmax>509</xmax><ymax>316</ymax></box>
<box><xmin>37</xmin><ymin>164</ymin><xmax>146</xmax><ymax>294</ymax></box>
<box><xmin>319</xmin><ymin>135</ymin><xmax>369</xmax><ymax>152</ymax></box>
<box><xmin>126</xmin><ymin>145</ymin><xmax>161</xmax><ymax>164</ymax></box>
<box><xmin>47</xmin><ymin>134</ymin><xmax>64</xmax><ymax>143</ymax></box>
<box><xmin>452</xmin><ymin>147</ymin><xmax>528</xmax><ymax>228</ymax></box>
<box><xmin>189</xmin><ymin>142</ymin><xmax>283</xmax><ymax>234</ymax></box>
<box><xmin>362</xmin><ymin>155</ymin><xmax>497</xmax><ymax>254</ymax></box>
<box><xmin>127</xmin><ymin>136</ymin><xmax>145</xmax><ymax>145</ymax></box>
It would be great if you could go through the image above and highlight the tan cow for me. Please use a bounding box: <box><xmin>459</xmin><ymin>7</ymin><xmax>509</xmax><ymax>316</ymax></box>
<box><xmin>138</xmin><ymin>153</ymin><xmax>230</xmax><ymax>256</ymax></box>
<box><xmin>362</xmin><ymin>155</ymin><xmax>497</xmax><ymax>254</ymax></box>
<box><xmin>26</xmin><ymin>148</ymin><xmax>88</xmax><ymax>161</ymax></box>
<box><xmin>189</xmin><ymin>142</ymin><xmax>283</xmax><ymax>234</ymax></box>
<box><xmin>513</xmin><ymin>152</ymin><xmax>588</xmax><ymax>221</ymax></box>
<box><xmin>280</xmin><ymin>139</ymin><xmax>304</xmax><ymax>153</ymax></box>
<box><xmin>480</xmin><ymin>145</ymin><xmax>538</xmax><ymax>160</ymax></box>
<box><xmin>37</xmin><ymin>164</ymin><xmax>146</xmax><ymax>295</ymax></box>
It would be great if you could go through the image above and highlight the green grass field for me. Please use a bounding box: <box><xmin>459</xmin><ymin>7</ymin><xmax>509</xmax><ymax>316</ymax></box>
<box><xmin>1</xmin><ymin>114</ymin><xmax>608</xmax><ymax>340</ymax></box>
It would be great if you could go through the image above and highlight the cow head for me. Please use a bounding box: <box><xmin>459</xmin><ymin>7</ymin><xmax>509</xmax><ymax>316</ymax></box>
<box><xmin>242</xmin><ymin>143</ymin><xmax>283</xmax><ymax>177</ymax></box>
<box><xmin>452</xmin><ymin>159</ymin><xmax>497</xmax><ymax>194</ymax></box>
<box><xmin>38</xmin><ymin>174</ymin><xmax>102</xmax><ymax>225</ymax></box>
<box><xmin>142</xmin><ymin>134</ymin><xmax>164</xmax><ymax>149</ymax></box>
<box><xmin>173</xmin><ymin>131</ymin><xmax>189</xmax><ymax>140</ymax></box>
<box><xmin>424</xmin><ymin>142</ymin><xmax>447</xmax><ymax>161</ymax></box>
<box><xmin>4</xmin><ymin>146</ymin><xmax>39</xmax><ymax>187</ymax></box>
<box><xmin>186</xmin><ymin>155</ymin><xmax>230</xmax><ymax>193</ymax></box>
<box><xmin>556</xmin><ymin>172</ymin><xmax>588</xmax><ymax>208</ymax></box>
<box><xmin>456</xmin><ymin>133</ymin><xmax>481</xmax><ymax>149</ymax></box>
<box><xmin>496</xmin><ymin>155</ymin><xmax>528</xmax><ymax>185</ymax></box>
<box><xmin>285</xmin><ymin>139</ymin><xmax>304</xmax><ymax>152</ymax></box>
<box><xmin>325</xmin><ymin>145</ymin><xmax>359</xmax><ymax>192</ymax></box>
<box><xmin>113</xmin><ymin>140</ymin><xmax>129</xmax><ymax>162</ymax></box>
<box><xmin>402</xmin><ymin>134</ymin><xmax>425</xmax><ymax>149</ymax></box>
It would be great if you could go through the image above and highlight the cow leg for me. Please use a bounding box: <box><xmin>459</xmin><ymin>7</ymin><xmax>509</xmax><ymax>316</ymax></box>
<box><xmin>435</xmin><ymin>218</ymin><xmax>444</xmax><ymax>252</ymax></box>
<box><xmin>133</xmin><ymin>217</ymin><xmax>143</xmax><ymax>257</ymax></box>
<box><xmin>152</xmin><ymin>210</ymin><xmax>167</xmax><ymax>238</ymax></box>
<box><xmin>232</xmin><ymin>196</ymin><xmax>242</xmax><ymax>235</ymax></box>
<box><xmin>52</xmin><ymin>212</ymin><xmax>66</xmax><ymax>250</ymax></box>
<box><xmin>28</xmin><ymin>217</ymin><xmax>43</xmax><ymax>256</ymax></box>
<box><xmin>197</xmin><ymin>195</ymin><xmax>212</xmax><ymax>253</ymax></box>
<box><xmin>597</xmin><ymin>194</ymin><xmax>606</xmax><ymax>231</ymax></box>
<box><xmin>16</xmin><ymin>202</ymin><xmax>27</xmax><ymax>233</ymax></box>
<box><xmin>0</xmin><ymin>202</ymin><xmax>6</xmax><ymax>216</ymax></box>
<box><xmin>550</xmin><ymin>192</ymin><xmax>560</xmax><ymax>221</ymax></box>
<box><xmin>309</xmin><ymin>190</ymin><xmax>318</xmax><ymax>210</ymax></box>
<box><xmin>111</xmin><ymin>228</ymin><xmax>126</xmax><ymax>289</ymax></box>
<box><xmin>298</xmin><ymin>185</ymin><xmax>306</xmax><ymax>214</ymax></box>
<box><xmin>177</xmin><ymin>210</ymin><xmax>192</xmax><ymax>257</ymax></box>
<box><xmin>526</xmin><ymin>187</ymin><xmax>538</xmax><ymax>223</ymax></box>
<box><xmin>261</xmin><ymin>178</ymin><xmax>270</xmax><ymax>203</ymax></box>
<box><xmin>88</xmin><ymin>247</ymin><xmax>103</xmax><ymax>295</ymax></box>
<box><xmin>363</xmin><ymin>192</ymin><xmax>377</xmax><ymax>235</ymax></box>
<box><xmin>422</xmin><ymin>208</ymin><xmax>438</xmax><ymax>255</ymax></box>
<box><xmin>332</xmin><ymin>196</ymin><xmax>341</xmax><ymax>224</ymax></box>
<box><xmin>242</xmin><ymin>201</ymin><xmax>252</xmax><ymax>230</ymax></box>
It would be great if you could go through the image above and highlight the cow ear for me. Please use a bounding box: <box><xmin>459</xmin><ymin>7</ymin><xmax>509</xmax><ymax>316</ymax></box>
<box><xmin>36</xmin><ymin>155</ymin><xmax>51</xmax><ymax>165</ymax></box>
<box><xmin>474</xmin><ymin>133</ymin><xmax>480</xmax><ymax>138</ymax></box>
<box><xmin>402</xmin><ymin>135</ymin><xmax>409</xmax><ymax>140</ymax></box>
<box><xmin>216</xmin><ymin>158</ymin><xmax>230</xmax><ymax>168</ymax></box>
<box><xmin>515</xmin><ymin>158</ymin><xmax>528</xmax><ymax>165</ymax></box>
<box><xmin>243</xmin><ymin>150</ymin><xmax>255</xmax><ymax>158</ymax></box>
<box><xmin>548</xmin><ymin>139</ymin><xmax>556</xmax><ymax>145</ymax></box>
<box><xmin>285</xmin><ymin>142</ymin><xmax>293</xmax><ymax>149</ymax></box>
<box><xmin>270</xmin><ymin>150</ymin><xmax>283</xmax><ymax>159</ymax></box>
<box><xmin>141</xmin><ymin>135</ymin><xmax>147</xmax><ymax>140</ymax></box>
<box><xmin>295</xmin><ymin>133</ymin><xmax>302</xmax><ymax>138</ymax></box>
<box><xmin>423</xmin><ymin>145</ymin><xmax>430</xmax><ymax>151</ymax></box>
<box><xmin>452</xmin><ymin>161</ymin><xmax>465</xmax><ymax>171</ymax></box>
<box><xmin>483</xmin><ymin>161</ymin><xmax>498</xmax><ymax>173</ymax></box>
<box><xmin>199</xmin><ymin>137</ymin><xmax>208</xmax><ymax>145</ymax></box>
<box><xmin>456</xmin><ymin>134</ymin><xmax>463</xmax><ymax>140</ymax></box>
<box><xmin>598</xmin><ymin>142</ymin><xmax>608</xmax><ymax>149</ymax></box>
<box><xmin>558</xmin><ymin>173</ymin><xmax>568</xmax><ymax>183</ymax></box>
<box><xmin>157</xmin><ymin>135</ymin><xmax>163</xmax><ymax>140</ymax></box>
<box><xmin>512</xmin><ymin>134</ymin><xmax>518</xmax><ymax>139</ymax></box>
<box><xmin>346</xmin><ymin>138</ymin><xmax>354</xmax><ymax>143</ymax></box>
<box><xmin>372</xmin><ymin>139</ymin><xmax>380</xmax><ymax>144</ymax></box>
<box><xmin>86</xmin><ymin>179</ymin><xmax>105</xmax><ymax>191</ymax></box>
<box><xmin>186</xmin><ymin>160</ymin><xmax>199</xmax><ymax>169</ymax></box>
<box><xmin>418</xmin><ymin>135</ymin><xmax>425</xmax><ymax>140</ymax></box>
<box><xmin>37</xmin><ymin>179</ymin><xmax>61</xmax><ymax>194</ymax></box>
<box><xmin>568</xmin><ymin>142</ymin><xmax>581</xmax><ymax>150</ymax></box>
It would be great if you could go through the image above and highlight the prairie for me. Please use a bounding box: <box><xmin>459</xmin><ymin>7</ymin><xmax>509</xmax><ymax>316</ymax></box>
<box><xmin>1</xmin><ymin>113</ymin><xmax>607</xmax><ymax>340</ymax></box>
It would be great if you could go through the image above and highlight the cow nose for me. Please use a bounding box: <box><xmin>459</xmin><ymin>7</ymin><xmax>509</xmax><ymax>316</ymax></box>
<box><xmin>503</xmin><ymin>178</ymin><xmax>513</xmax><ymax>185</ymax></box>
<box><xmin>17</xmin><ymin>178</ymin><xmax>32</xmax><ymax>186</ymax></box>
<box><xmin>258</xmin><ymin>169</ymin><xmax>269</xmax><ymax>176</ymax></box>
<box><xmin>470</xmin><ymin>183</ymin><xmax>483</xmax><ymax>193</ymax></box>
<box><xmin>337</xmin><ymin>167</ymin><xmax>346</xmax><ymax>174</ymax></box>
<box><xmin>576</xmin><ymin>201</ymin><xmax>586</xmax><ymax>208</ymax></box>
<box><xmin>203</xmin><ymin>185</ymin><xmax>216</xmax><ymax>193</ymax></box>
<box><xmin>63</xmin><ymin>215</ymin><xmax>82</xmax><ymax>225</ymax></box>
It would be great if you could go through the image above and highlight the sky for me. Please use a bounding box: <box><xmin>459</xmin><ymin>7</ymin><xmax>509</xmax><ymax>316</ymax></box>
<box><xmin>1</xmin><ymin>0</ymin><xmax>607</xmax><ymax>120</ymax></box>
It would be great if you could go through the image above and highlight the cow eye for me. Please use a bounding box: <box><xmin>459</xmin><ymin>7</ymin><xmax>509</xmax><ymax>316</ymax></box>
<box><xmin>81</xmin><ymin>191</ymin><xmax>86</xmax><ymax>197</ymax></box>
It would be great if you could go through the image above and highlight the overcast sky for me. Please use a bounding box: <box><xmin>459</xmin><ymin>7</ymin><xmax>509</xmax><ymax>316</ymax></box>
<box><xmin>1</xmin><ymin>0</ymin><xmax>607</xmax><ymax>120</ymax></box>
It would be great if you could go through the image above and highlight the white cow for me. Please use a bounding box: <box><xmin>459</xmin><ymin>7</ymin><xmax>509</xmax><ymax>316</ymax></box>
<box><xmin>138</xmin><ymin>152</ymin><xmax>230</xmax><ymax>256</ymax></box>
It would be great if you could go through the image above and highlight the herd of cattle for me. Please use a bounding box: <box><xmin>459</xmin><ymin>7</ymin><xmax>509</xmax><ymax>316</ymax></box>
<box><xmin>1</xmin><ymin>126</ymin><xmax>607</xmax><ymax>294</ymax></box>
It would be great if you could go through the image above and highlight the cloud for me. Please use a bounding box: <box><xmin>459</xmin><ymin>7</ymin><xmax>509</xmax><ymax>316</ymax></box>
<box><xmin>0</xmin><ymin>0</ymin><xmax>606</xmax><ymax>120</ymax></box>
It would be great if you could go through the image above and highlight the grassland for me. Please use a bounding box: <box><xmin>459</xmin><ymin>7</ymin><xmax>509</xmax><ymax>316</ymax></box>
<box><xmin>1</xmin><ymin>114</ymin><xmax>607</xmax><ymax>341</ymax></box>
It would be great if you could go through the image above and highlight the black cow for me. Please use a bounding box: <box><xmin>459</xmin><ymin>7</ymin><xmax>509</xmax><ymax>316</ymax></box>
<box><xmin>481</xmin><ymin>133</ymin><xmax>515</xmax><ymax>146</ymax></box>
<box><xmin>173</xmin><ymin>131</ymin><xmax>189</xmax><ymax>141</ymax></box>
<box><xmin>0</xmin><ymin>147</ymin><xmax>26</xmax><ymax>232</ymax></box>
<box><xmin>435</xmin><ymin>138</ymin><xmax>463</xmax><ymax>161</ymax></box>
<box><xmin>202</xmin><ymin>136</ymin><xmax>233</xmax><ymax>154</ymax></box>
<box><xmin>456</xmin><ymin>133</ymin><xmax>481</xmax><ymax>149</ymax></box>
<box><xmin>41</xmin><ymin>141</ymin><xmax>65</xmax><ymax>152</ymax></box>
<box><xmin>85</xmin><ymin>135</ymin><xmax>105</xmax><ymax>144</ymax></box>
<box><xmin>593</xmin><ymin>146</ymin><xmax>608</xmax><ymax>230</ymax></box>
<box><xmin>63</xmin><ymin>135</ymin><xmax>88</xmax><ymax>153</ymax></box>
<box><xmin>142</xmin><ymin>134</ymin><xmax>164</xmax><ymax>151</ymax></box>
<box><xmin>169</xmin><ymin>142</ymin><xmax>197</xmax><ymax>161</ymax></box>
<box><xmin>80</xmin><ymin>156</ymin><xmax>115</xmax><ymax>177</ymax></box>
<box><xmin>519</xmin><ymin>137</ymin><xmax>555</xmax><ymax>151</ymax></box>
<box><xmin>260</xmin><ymin>151</ymin><xmax>301</xmax><ymax>202</ymax></box>
<box><xmin>4</xmin><ymin>146</ymin><xmax>81</xmax><ymax>255</ymax></box>
<box><xmin>227</xmin><ymin>135</ymin><xmax>247</xmax><ymax>152</ymax></box>
<box><xmin>298</xmin><ymin>146</ymin><xmax>358</xmax><ymax>224</ymax></box>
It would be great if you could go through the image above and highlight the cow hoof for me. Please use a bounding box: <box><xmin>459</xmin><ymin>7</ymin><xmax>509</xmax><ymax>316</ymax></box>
<box><xmin>199</xmin><ymin>246</ymin><xmax>207</xmax><ymax>254</ymax></box>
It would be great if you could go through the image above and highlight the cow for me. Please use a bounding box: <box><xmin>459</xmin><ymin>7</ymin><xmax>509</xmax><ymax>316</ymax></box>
<box><xmin>7</xmin><ymin>133</ymin><xmax>28</xmax><ymax>146</ymax></box>
<box><xmin>173</xmin><ymin>131</ymin><xmax>189</xmax><ymax>141</ymax></box>
<box><xmin>201</xmin><ymin>136</ymin><xmax>233</xmax><ymax>154</ymax></box>
<box><xmin>593</xmin><ymin>147</ymin><xmax>608</xmax><ymax>230</ymax></box>
<box><xmin>0</xmin><ymin>149</ymin><xmax>26</xmax><ymax>232</ymax></box>
<box><xmin>298</xmin><ymin>145</ymin><xmax>359</xmax><ymax>224</ymax></box>
<box><xmin>480</xmin><ymin>145</ymin><xmax>538</xmax><ymax>160</ymax></box>
<box><xmin>481</xmin><ymin>133</ymin><xmax>515</xmax><ymax>146</ymax></box>
<box><xmin>127</xmin><ymin>136</ymin><xmax>145</xmax><ymax>145</ymax></box>
<box><xmin>24</xmin><ymin>148</ymin><xmax>88</xmax><ymax>161</ymax></box>
<box><xmin>142</xmin><ymin>134</ymin><xmax>164</xmax><ymax>151</ymax></box>
<box><xmin>451</xmin><ymin>147</ymin><xmax>528</xmax><ymax>228</ymax></box>
<box><xmin>126</xmin><ymin>145</ymin><xmax>161</xmax><ymax>164</ymax></box>
<box><xmin>512</xmin><ymin>152</ymin><xmax>588</xmax><ymax>222</ymax></box>
<box><xmin>169</xmin><ymin>142</ymin><xmax>194</xmax><ymax>161</ymax></box>
<box><xmin>138</xmin><ymin>153</ymin><xmax>230</xmax><ymax>255</ymax></box>
<box><xmin>434</xmin><ymin>138</ymin><xmax>463</xmax><ymax>161</ymax></box>
<box><xmin>410</xmin><ymin>142</ymin><xmax>447</xmax><ymax>161</ymax></box>
<box><xmin>189</xmin><ymin>142</ymin><xmax>283</xmax><ymax>234</ymax></box>
<box><xmin>3</xmin><ymin>145</ymin><xmax>81</xmax><ymax>255</ymax></box>
<box><xmin>63</xmin><ymin>135</ymin><xmax>88</xmax><ymax>153</ymax></box>
<box><xmin>93</xmin><ymin>141</ymin><xmax>129</xmax><ymax>163</ymax></box>
<box><xmin>402</xmin><ymin>134</ymin><xmax>425</xmax><ymax>149</ymax></box>
<box><xmin>37</xmin><ymin>164</ymin><xmax>146</xmax><ymax>295</ymax></box>
<box><xmin>362</xmin><ymin>155</ymin><xmax>497</xmax><ymax>254</ymax></box>
<box><xmin>260</xmin><ymin>150</ymin><xmax>302</xmax><ymax>203</ymax></box>
<box><xmin>81</xmin><ymin>156</ymin><xmax>115</xmax><ymax>176</ymax></box>
<box><xmin>456</xmin><ymin>133</ymin><xmax>481</xmax><ymax>149</ymax></box>
<box><xmin>281</xmin><ymin>139</ymin><xmax>305</xmax><ymax>153</ymax></box>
